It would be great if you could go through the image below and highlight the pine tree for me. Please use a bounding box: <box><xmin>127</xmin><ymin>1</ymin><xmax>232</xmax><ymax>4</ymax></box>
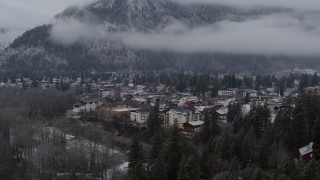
<box><xmin>201</xmin><ymin>111</ymin><xmax>211</xmax><ymax>143</ymax></box>
<box><xmin>245</xmin><ymin>86</ymin><xmax>252</xmax><ymax>96</ymax></box>
<box><xmin>241</xmin><ymin>128</ymin><xmax>256</xmax><ymax>164</ymax></box>
<box><xmin>256</xmin><ymin>127</ymin><xmax>273</xmax><ymax>168</ymax></box>
<box><xmin>128</xmin><ymin>138</ymin><xmax>144</xmax><ymax>177</ymax></box>
<box><xmin>301</xmin><ymin>160</ymin><xmax>320</xmax><ymax>180</ymax></box>
<box><xmin>248</xmin><ymin>105</ymin><xmax>270</xmax><ymax>138</ymax></box>
<box><xmin>229</xmin><ymin>156</ymin><xmax>240</xmax><ymax>172</ymax></box>
<box><xmin>201</xmin><ymin>111</ymin><xmax>220</xmax><ymax>144</ymax></box>
<box><xmin>289</xmin><ymin>94</ymin><xmax>309</xmax><ymax>148</ymax></box>
<box><xmin>274</xmin><ymin>155</ymin><xmax>297</xmax><ymax>180</ymax></box>
<box><xmin>312</xmin><ymin>118</ymin><xmax>320</xmax><ymax>159</ymax></box>
<box><xmin>219</xmin><ymin>133</ymin><xmax>235</xmax><ymax>160</ymax></box>
<box><xmin>276</xmin><ymin>174</ymin><xmax>292</xmax><ymax>180</ymax></box>
<box><xmin>150</xmin><ymin>131</ymin><xmax>164</xmax><ymax>163</ymax></box>
<box><xmin>151</xmin><ymin>156</ymin><xmax>167</xmax><ymax>180</ymax></box>
<box><xmin>177</xmin><ymin>155</ymin><xmax>200</xmax><ymax>180</ymax></box>
<box><xmin>148</xmin><ymin>100</ymin><xmax>161</xmax><ymax>136</ymax></box>
<box><xmin>200</xmin><ymin>145</ymin><xmax>210</xmax><ymax>178</ymax></box>
<box><xmin>208</xmin><ymin>111</ymin><xmax>220</xmax><ymax>139</ymax></box>
<box><xmin>132</xmin><ymin>160</ymin><xmax>147</xmax><ymax>180</ymax></box>
<box><xmin>234</xmin><ymin>128</ymin><xmax>246</xmax><ymax>158</ymax></box>
<box><xmin>165</xmin><ymin>124</ymin><xmax>182</xmax><ymax>180</ymax></box>
<box><xmin>227</xmin><ymin>103</ymin><xmax>242</xmax><ymax>123</ymax></box>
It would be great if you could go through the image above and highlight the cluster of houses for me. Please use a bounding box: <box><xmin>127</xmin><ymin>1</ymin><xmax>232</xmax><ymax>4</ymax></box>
<box><xmin>68</xmin><ymin>82</ymin><xmax>317</xmax><ymax>163</ymax></box>
<box><xmin>68</xmin><ymin>80</ymin><xmax>298</xmax><ymax>136</ymax></box>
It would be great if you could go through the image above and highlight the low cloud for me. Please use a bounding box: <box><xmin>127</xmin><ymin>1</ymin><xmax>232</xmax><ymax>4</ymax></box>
<box><xmin>172</xmin><ymin>0</ymin><xmax>320</xmax><ymax>11</ymax></box>
<box><xmin>49</xmin><ymin>18</ymin><xmax>106</xmax><ymax>45</ymax></box>
<box><xmin>0</xmin><ymin>0</ymin><xmax>94</xmax><ymax>43</ymax></box>
<box><xmin>0</xmin><ymin>28</ymin><xmax>9</xmax><ymax>34</ymax></box>
<box><xmin>49</xmin><ymin>12</ymin><xmax>320</xmax><ymax>56</ymax></box>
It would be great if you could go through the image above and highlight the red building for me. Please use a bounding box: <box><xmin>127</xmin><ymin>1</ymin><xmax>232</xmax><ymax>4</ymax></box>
<box><xmin>299</xmin><ymin>142</ymin><xmax>314</xmax><ymax>162</ymax></box>
<box><xmin>182</xmin><ymin>121</ymin><xmax>204</xmax><ymax>135</ymax></box>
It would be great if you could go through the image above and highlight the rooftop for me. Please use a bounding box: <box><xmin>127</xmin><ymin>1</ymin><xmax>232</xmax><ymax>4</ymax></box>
<box><xmin>187</xmin><ymin>120</ymin><xmax>204</xmax><ymax>126</ymax></box>
<box><xmin>299</xmin><ymin>142</ymin><xmax>314</xmax><ymax>156</ymax></box>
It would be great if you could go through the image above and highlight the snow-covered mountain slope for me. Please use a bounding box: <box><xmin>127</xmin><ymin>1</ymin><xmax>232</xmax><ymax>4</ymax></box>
<box><xmin>0</xmin><ymin>0</ymin><xmax>316</xmax><ymax>75</ymax></box>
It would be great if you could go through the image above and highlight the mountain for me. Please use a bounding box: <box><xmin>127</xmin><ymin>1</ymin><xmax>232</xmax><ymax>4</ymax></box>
<box><xmin>0</xmin><ymin>0</ymin><xmax>318</xmax><ymax>76</ymax></box>
<box><xmin>0</xmin><ymin>43</ymin><xmax>5</xmax><ymax>52</ymax></box>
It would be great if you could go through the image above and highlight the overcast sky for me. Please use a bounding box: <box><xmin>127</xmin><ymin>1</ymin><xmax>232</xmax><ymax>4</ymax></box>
<box><xmin>0</xmin><ymin>0</ymin><xmax>93</xmax><ymax>43</ymax></box>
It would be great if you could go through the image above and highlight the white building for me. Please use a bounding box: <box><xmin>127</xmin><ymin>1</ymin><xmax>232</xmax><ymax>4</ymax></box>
<box><xmin>130</xmin><ymin>109</ymin><xmax>151</xmax><ymax>124</ymax></box>
<box><xmin>99</xmin><ymin>89</ymin><xmax>116</xmax><ymax>98</ymax></box>
<box><xmin>72</xmin><ymin>100</ymin><xmax>99</xmax><ymax>113</ymax></box>
<box><xmin>168</xmin><ymin>107</ymin><xmax>201</xmax><ymax>128</ymax></box>
<box><xmin>218</xmin><ymin>89</ymin><xmax>236</xmax><ymax>97</ymax></box>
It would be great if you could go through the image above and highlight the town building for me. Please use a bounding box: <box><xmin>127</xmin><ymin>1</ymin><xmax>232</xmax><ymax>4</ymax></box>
<box><xmin>168</xmin><ymin>107</ymin><xmax>201</xmax><ymax>128</ymax></box>
<box><xmin>299</xmin><ymin>142</ymin><xmax>314</xmax><ymax>162</ymax></box>
<box><xmin>182</xmin><ymin>120</ymin><xmax>204</xmax><ymax>135</ymax></box>
<box><xmin>130</xmin><ymin>109</ymin><xmax>152</xmax><ymax>124</ymax></box>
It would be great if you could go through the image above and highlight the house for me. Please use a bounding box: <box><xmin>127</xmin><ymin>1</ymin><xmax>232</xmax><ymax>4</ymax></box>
<box><xmin>72</xmin><ymin>99</ymin><xmax>99</xmax><ymax>113</ymax></box>
<box><xmin>99</xmin><ymin>88</ymin><xmax>116</xmax><ymax>98</ymax></box>
<box><xmin>130</xmin><ymin>109</ymin><xmax>152</xmax><ymax>124</ymax></box>
<box><xmin>299</xmin><ymin>142</ymin><xmax>314</xmax><ymax>162</ymax></box>
<box><xmin>218</xmin><ymin>89</ymin><xmax>237</xmax><ymax>97</ymax></box>
<box><xmin>182</xmin><ymin>120</ymin><xmax>204</xmax><ymax>135</ymax></box>
<box><xmin>101</xmin><ymin>100</ymin><xmax>140</xmax><ymax>118</ymax></box>
<box><xmin>168</xmin><ymin>107</ymin><xmax>201</xmax><ymax>128</ymax></box>
<box><xmin>216</xmin><ymin>106</ymin><xmax>228</xmax><ymax>122</ymax></box>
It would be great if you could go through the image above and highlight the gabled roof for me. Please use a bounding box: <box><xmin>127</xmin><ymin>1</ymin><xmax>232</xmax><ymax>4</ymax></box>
<box><xmin>187</xmin><ymin>120</ymin><xmax>204</xmax><ymax>126</ymax></box>
<box><xmin>170</xmin><ymin>107</ymin><xmax>200</xmax><ymax>114</ymax></box>
<box><xmin>299</xmin><ymin>142</ymin><xmax>314</xmax><ymax>156</ymax></box>
<box><xmin>105</xmin><ymin>100</ymin><xmax>139</xmax><ymax>107</ymax></box>
<box><xmin>216</xmin><ymin>107</ymin><xmax>228</xmax><ymax>115</ymax></box>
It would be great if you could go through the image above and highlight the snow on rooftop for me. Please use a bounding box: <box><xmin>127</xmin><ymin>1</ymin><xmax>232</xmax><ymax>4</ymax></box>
<box><xmin>188</xmin><ymin>120</ymin><xmax>204</xmax><ymax>126</ymax></box>
<box><xmin>117</xmin><ymin>161</ymin><xmax>129</xmax><ymax>172</ymax></box>
<box><xmin>113</xmin><ymin>108</ymin><xmax>139</xmax><ymax>112</ymax></box>
<box><xmin>216</xmin><ymin>107</ymin><xmax>228</xmax><ymax>115</ymax></box>
<box><xmin>299</xmin><ymin>142</ymin><xmax>314</xmax><ymax>156</ymax></box>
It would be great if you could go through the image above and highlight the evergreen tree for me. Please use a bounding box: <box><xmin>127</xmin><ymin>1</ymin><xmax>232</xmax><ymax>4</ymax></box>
<box><xmin>256</xmin><ymin>127</ymin><xmax>273</xmax><ymax>168</ymax></box>
<box><xmin>227</xmin><ymin>103</ymin><xmax>242</xmax><ymax>123</ymax></box>
<box><xmin>234</xmin><ymin>128</ymin><xmax>246</xmax><ymax>157</ymax></box>
<box><xmin>0</xmin><ymin>123</ymin><xmax>17</xmax><ymax>179</ymax></box>
<box><xmin>277</xmin><ymin>174</ymin><xmax>292</xmax><ymax>180</ymax></box>
<box><xmin>31</xmin><ymin>79</ymin><xmax>38</xmax><ymax>88</ymax></box>
<box><xmin>177</xmin><ymin>155</ymin><xmax>200</xmax><ymax>180</ymax></box>
<box><xmin>312</xmin><ymin>118</ymin><xmax>320</xmax><ymax>159</ymax></box>
<box><xmin>229</xmin><ymin>156</ymin><xmax>240</xmax><ymax>172</ymax></box>
<box><xmin>279</xmin><ymin>85</ymin><xmax>284</xmax><ymax>97</ymax></box>
<box><xmin>201</xmin><ymin>111</ymin><xmax>220</xmax><ymax>144</ymax></box>
<box><xmin>128</xmin><ymin>138</ymin><xmax>144</xmax><ymax>177</ymax></box>
<box><xmin>289</xmin><ymin>93</ymin><xmax>309</xmax><ymax>148</ymax></box>
<box><xmin>165</xmin><ymin>124</ymin><xmax>182</xmax><ymax>180</ymax></box>
<box><xmin>148</xmin><ymin>100</ymin><xmax>161</xmax><ymax>136</ymax></box>
<box><xmin>219</xmin><ymin>133</ymin><xmax>235</xmax><ymax>160</ymax></box>
<box><xmin>241</xmin><ymin>128</ymin><xmax>256</xmax><ymax>164</ymax></box>
<box><xmin>209</xmin><ymin>111</ymin><xmax>220</xmax><ymax>138</ymax></box>
<box><xmin>150</xmin><ymin>131</ymin><xmax>164</xmax><ymax>163</ymax></box>
<box><xmin>311</xmin><ymin>73</ymin><xmax>318</xmax><ymax>86</ymax></box>
<box><xmin>274</xmin><ymin>155</ymin><xmax>297</xmax><ymax>180</ymax></box>
<box><xmin>151</xmin><ymin>156</ymin><xmax>167</xmax><ymax>180</ymax></box>
<box><xmin>248</xmin><ymin>105</ymin><xmax>270</xmax><ymax>138</ymax></box>
<box><xmin>301</xmin><ymin>160</ymin><xmax>320</xmax><ymax>180</ymax></box>
<box><xmin>201</xmin><ymin>111</ymin><xmax>211</xmax><ymax>143</ymax></box>
<box><xmin>132</xmin><ymin>160</ymin><xmax>147</xmax><ymax>180</ymax></box>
